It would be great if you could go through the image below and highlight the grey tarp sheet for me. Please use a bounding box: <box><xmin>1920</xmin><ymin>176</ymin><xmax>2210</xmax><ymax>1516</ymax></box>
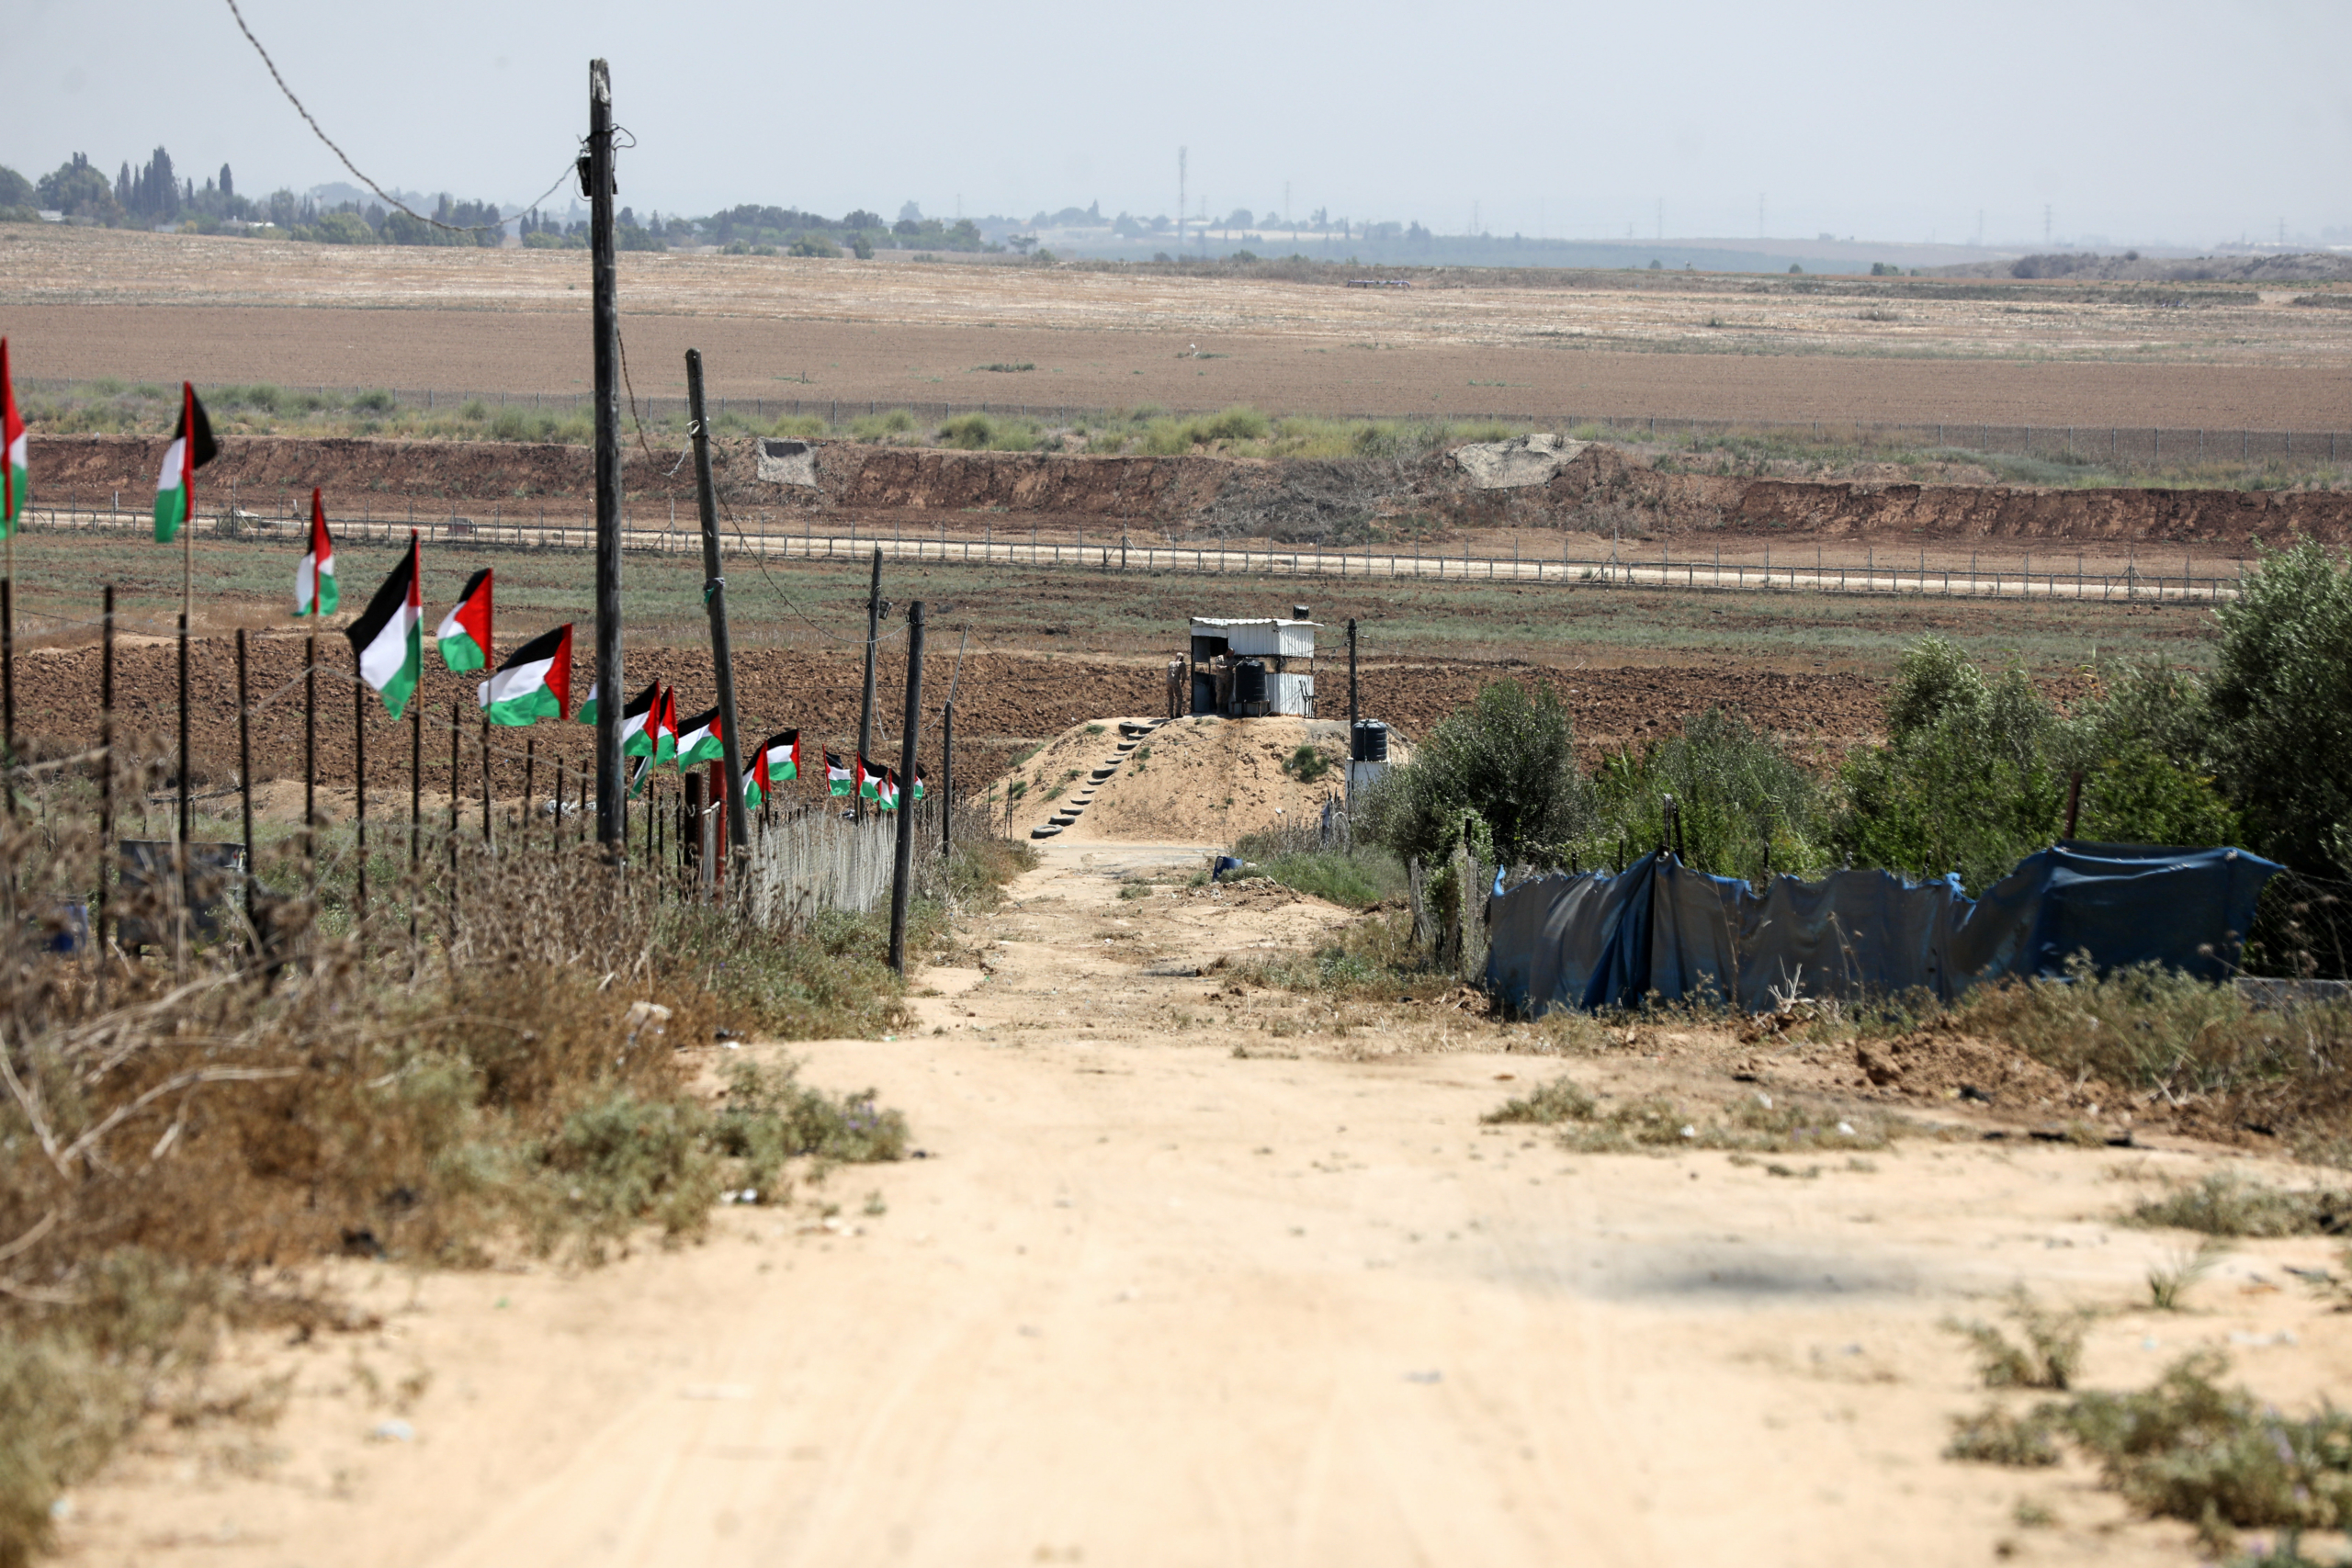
<box><xmin>1487</xmin><ymin>841</ymin><xmax>2278</xmax><ymax>1015</ymax></box>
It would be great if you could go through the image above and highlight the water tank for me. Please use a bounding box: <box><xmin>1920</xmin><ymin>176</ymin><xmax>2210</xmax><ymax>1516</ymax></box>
<box><xmin>1351</xmin><ymin>719</ymin><xmax>1389</xmax><ymax>762</ymax></box>
<box><xmin>1233</xmin><ymin>660</ymin><xmax>1268</xmax><ymax>705</ymax></box>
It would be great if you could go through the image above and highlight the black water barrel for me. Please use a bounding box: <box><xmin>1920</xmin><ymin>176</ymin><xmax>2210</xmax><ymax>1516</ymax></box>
<box><xmin>1351</xmin><ymin>719</ymin><xmax>1389</xmax><ymax>762</ymax></box>
<box><xmin>1233</xmin><ymin>660</ymin><xmax>1268</xmax><ymax>705</ymax></box>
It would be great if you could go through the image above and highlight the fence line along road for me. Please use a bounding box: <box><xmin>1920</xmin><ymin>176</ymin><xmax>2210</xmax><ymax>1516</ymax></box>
<box><xmin>20</xmin><ymin>501</ymin><xmax>2244</xmax><ymax>605</ymax></box>
<box><xmin>17</xmin><ymin>378</ymin><xmax>2352</xmax><ymax>473</ymax></box>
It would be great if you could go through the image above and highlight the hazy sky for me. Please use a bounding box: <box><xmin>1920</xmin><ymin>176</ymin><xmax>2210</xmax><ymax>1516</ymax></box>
<box><xmin>14</xmin><ymin>0</ymin><xmax>2351</xmax><ymax>247</ymax></box>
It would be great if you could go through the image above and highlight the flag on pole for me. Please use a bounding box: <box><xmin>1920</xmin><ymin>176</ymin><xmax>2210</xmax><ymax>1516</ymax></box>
<box><xmin>1</xmin><ymin>339</ymin><xmax>27</xmax><ymax>537</ymax></box>
<box><xmin>825</xmin><ymin>750</ymin><xmax>853</xmax><ymax>796</ymax></box>
<box><xmin>673</xmin><ymin>706</ymin><xmax>725</xmax><ymax>769</ymax></box>
<box><xmin>760</xmin><ymin>729</ymin><xmax>800</xmax><ymax>783</ymax></box>
<box><xmin>910</xmin><ymin>763</ymin><xmax>926</xmax><ymax>802</ymax></box>
<box><xmin>652</xmin><ymin>686</ymin><xmax>679</xmax><ymax>765</ymax></box>
<box><xmin>742</xmin><ymin>747</ymin><xmax>770</xmax><ymax>812</ymax></box>
<box><xmin>294</xmin><ymin>488</ymin><xmax>338</xmax><ymax>616</ymax></box>
<box><xmin>856</xmin><ymin>753</ymin><xmax>881</xmax><ymax>801</ymax></box>
<box><xmin>344</xmin><ymin>533</ymin><xmax>423</xmax><ymax>717</ymax></box>
<box><xmin>153</xmin><ymin>382</ymin><xmax>217</xmax><ymax>543</ymax></box>
<box><xmin>875</xmin><ymin>766</ymin><xmax>901</xmax><ymax>812</ymax></box>
<box><xmin>476</xmin><ymin>622</ymin><xmax>573</xmax><ymax>726</ymax></box>
<box><xmin>628</xmin><ymin>753</ymin><xmax>652</xmax><ymax>798</ymax></box>
<box><xmin>436</xmin><ymin>568</ymin><xmax>491</xmax><ymax>671</ymax></box>
<box><xmin>613</xmin><ymin>680</ymin><xmax>660</xmax><ymax>756</ymax></box>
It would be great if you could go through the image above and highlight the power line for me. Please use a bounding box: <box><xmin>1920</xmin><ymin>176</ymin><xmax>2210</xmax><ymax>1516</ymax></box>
<box><xmin>220</xmin><ymin>0</ymin><xmax>575</xmax><ymax>235</ymax></box>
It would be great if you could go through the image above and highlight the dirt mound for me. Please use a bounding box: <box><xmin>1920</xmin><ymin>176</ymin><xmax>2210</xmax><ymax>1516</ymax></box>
<box><xmin>993</xmin><ymin>715</ymin><xmax>1367</xmax><ymax>845</ymax></box>
<box><xmin>1847</xmin><ymin>1026</ymin><xmax>2109</xmax><ymax>1116</ymax></box>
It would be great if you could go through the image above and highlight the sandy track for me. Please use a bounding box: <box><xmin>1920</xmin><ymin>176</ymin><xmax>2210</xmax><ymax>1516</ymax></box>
<box><xmin>56</xmin><ymin>840</ymin><xmax>2352</xmax><ymax>1567</ymax></box>
<box><xmin>11</xmin><ymin>225</ymin><xmax>2352</xmax><ymax>426</ymax></box>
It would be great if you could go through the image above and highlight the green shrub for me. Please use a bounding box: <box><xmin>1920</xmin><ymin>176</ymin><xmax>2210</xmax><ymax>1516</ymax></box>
<box><xmin>1584</xmin><ymin>707</ymin><xmax>1831</xmax><ymax>880</ymax></box>
<box><xmin>1946</xmin><ymin>1289</ymin><xmax>2091</xmax><ymax>1391</ymax></box>
<box><xmin>1482</xmin><ymin>1077</ymin><xmax>1598</xmax><ymax>1124</ymax></box>
<box><xmin>2127</xmin><ymin>1171</ymin><xmax>2352</xmax><ymax>1237</ymax></box>
<box><xmin>2205</xmin><ymin>541</ymin><xmax>2352</xmax><ymax>874</ymax></box>
<box><xmin>1945</xmin><ymin>1404</ymin><xmax>2064</xmax><ymax>1466</ymax></box>
<box><xmin>1362</xmin><ymin>678</ymin><xmax>1590</xmax><ymax>869</ymax></box>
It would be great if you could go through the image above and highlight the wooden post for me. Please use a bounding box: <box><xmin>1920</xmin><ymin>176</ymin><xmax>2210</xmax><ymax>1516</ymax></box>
<box><xmin>941</xmin><ymin>700</ymin><xmax>955</xmax><ymax>856</ymax></box>
<box><xmin>888</xmin><ymin>602</ymin><xmax>925</xmax><ymax>974</ymax></box>
<box><xmin>855</xmin><ymin>547</ymin><xmax>881</xmax><ymax>821</ymax></box>
<box><xmin>524</xmin><ymin>738</ymin><xmax>536</xmax><ymax>847</ymax></box>
<box><xmin>2064</xmin><ymin>770</ymin><xmax>2084</xmax><ymax>840</ymax></box>
<box><xmin>686</xmin><ymin>349</ymin><xmax>751</xmax><ymax>851</ymax></box>
<box><xmin>589</xmin><ymin>57</ymin><xmax>627</xmax><ymax>852</ymax></box>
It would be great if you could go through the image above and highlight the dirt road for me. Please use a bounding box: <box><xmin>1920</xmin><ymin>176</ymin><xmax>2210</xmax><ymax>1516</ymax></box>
<box><xmin>57</xmin><ymin>841</ymin><xmax>2347</xmax><ymax>1566</ymax></box>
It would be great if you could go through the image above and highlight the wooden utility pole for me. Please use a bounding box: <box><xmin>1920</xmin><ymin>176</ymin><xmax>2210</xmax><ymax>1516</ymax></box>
<box><xmin>888</xmin><ymin>602</ymin><xmax>924</xmax><ymax>974</ymax></box>
<box><xmin>588</xmin><ymin>58</ymin><xmax>626</xmax><ymax>852</ymax></box>
<box><xmin>686</xmin><ymin>349</ymin><xmax>750</xmax><ymax>851</ymax></box>
<box><xmin>855</xmin><ymin>547</ymin><xmax>882</xmax><ymax>820</ymax></box>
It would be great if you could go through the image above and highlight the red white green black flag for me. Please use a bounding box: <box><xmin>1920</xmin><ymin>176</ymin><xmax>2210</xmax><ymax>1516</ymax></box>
<box><xmin>1</xmin><ymin>339</ymin><xmax>27</xmax><ymax>538</ymax></box>
<box><xmin>153</xmin><ymin>383</ymin><xmax>217</xmax><ymax>543</ymax></box>
<box><xmin>344</xmin><ymin>532</ymin><xmax>423</xmax><ymax>717</ymax></box>
<box><xmin>295</xmin><ymin>488</ymin><xmax>337</xmax><ymax>616</ymax></box>
<box><xmin>825</xmin><ymin>750</ymin><xmax>853</xmax><ymax>795</ymax></box>
<box><xmin>436</xmin><ymin>568</ymin><xmax>492</xmax><ymax>671</ymax></box>
<box><xmin>673</xmin><ymin>705</ymin><xmax>725</xmax><ymax>769</ymax></box>
<box><xmin>478</xmin><ymin>623</ymin><xmax>573</xmax><ymax>726</ymax></box>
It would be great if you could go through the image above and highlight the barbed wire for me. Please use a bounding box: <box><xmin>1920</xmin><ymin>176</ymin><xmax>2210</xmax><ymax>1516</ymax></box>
<box><xmin>220</xmin><ymin>0</ymin><xmax>578</xmax><ymax>237</ymax></box>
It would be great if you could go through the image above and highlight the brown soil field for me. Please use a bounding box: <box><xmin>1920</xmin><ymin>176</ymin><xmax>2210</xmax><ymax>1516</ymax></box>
<box><xmin>15</xmin><ymin>634</ymin><xmax>1908</xmax><ymax>807</ymax></box>
<box><xmin>9</xmin><ymin>225</ymin><xmax>2352</xmax><ymax>426</ymax></box>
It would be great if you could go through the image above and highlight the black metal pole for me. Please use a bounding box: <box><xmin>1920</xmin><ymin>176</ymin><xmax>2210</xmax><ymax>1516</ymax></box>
<box><xmin>353</xmin><ymin>651</ymin><xmax>368</xmax><ymax>931</ymax></box>
<box><xmin>589</xmin><ymin>57</ymin><xmax>626</xmax><ymax>852</ymax></box>
<box><xmin>410</xmin><ymin>686</ymin><xmax>421</xmax><ymax>948</ymax></box>
<box><xmin>888</xmin><ymin>602</ymin><xmax>925</xmax><ymax>974</ymax></box>
<box><xmin>2</xmin><ymin>576</ymin><xmax>15</xmax><ymax>822</ymax></box>
<box><xmin>524</xmin><ymin>737</ymin><xmax>536</xmax><ymax>848</ymax></box>
<box><xmin>97</xmin><ymin>586</ymin><xmax>113</xmax><ymax>955</ymax></box>
<box><xmin>1348</xmin><ymin>617</ymin><xmax>1359</xmax><ymax>728</ymax></box>
<box><xmin>304</xmin><ymin>633</ymin><xmax>317</xmax><ymax>889</ymax></box>
<box><xmin>237</xmin><ymin>629</ymin><xmax>253</xmax><ymax>928</ymax></box>
<box><xmin>856</xmin><ymin>547</ymin><xmax>881</xmax><ymax>821</ymax></box>
<box><xmin>447</xmin><ymin>699</ymin><xmax>460</xmax><ymax>948</ymax></box>
<box><xmin>941</xmin><ymin>700</ymin><xmax>955</xmax><ymax>856</ymax></box>
<box><xmin>481</xmin><ymin>714</ymin><xmax>493</xmax><ymax>847</ymax></box>
<box><xmin>686</xmin><ymin>349</ymin><xmax>752</xmax><ymax>852</ymax></box>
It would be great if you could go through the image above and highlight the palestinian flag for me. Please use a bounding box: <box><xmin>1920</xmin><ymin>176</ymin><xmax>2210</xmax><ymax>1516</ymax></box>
<box><xmin>674</xmin><ymin>705</ymin><xmax>725</xmax><ymax>769</ymax></box>
<box><xmin>856</xmin><ymin>753</ymin><xmax>879</xmax><ymax>801</ymax></box>
<box><xmin>605</xmin><ymin>680</ymin><xmax>660</xmax><ymax>756</ymax></box>
<box><xmin>627</xmin><ymin>753</ymin><xmax>652</xmax><ymax>798</ymax></box>
<box><xmin>759</xmin><ymin>729</ymin><xmax>800</xmax><ymax>783</ymax></box>
<box><xmin>824</xmin><ymin>750</ymin><xmax>853</xmax><ymax>796</ymax></box>
<box><xmin>874</xmin><ymin>766</ymin><xmax>900</xmax><ymax>812</ymax></box>
<box><xmin>436</xmin><ymin>568</ymin><xmax>491</xmax><ymax>671</ymax></box>
<box><xmin>295</xmin><ymin>488</ymin><xmax>337</xmax><ymax>616</ymax></box>
<box><xmin>742</xmin><ymin>748</ymin><xmax>770</xmax><ymax>813</ymax></box>
<box><xmin>153</xmin><ymin>383</ymin><xmax>217</xmax><ymax>543</ymax></box>
<box><xmin>477</xmin><ymin>623</ymin><xmax>573</xmax><ymax>726</ymax></box>
<box><xmin>345</xmin><ymin>533</ymin><xmax>423</xmax><ymax>718</ymax></box>
<box><xmin>1</xmin><ymin>339</ymin><xmax>26</xmax><ymax>537</ymax></box>
<box><xmin>652</xmin><ymin>686</ymin><xmax>679</xmax><ymax>765</ymax></box>
<box><xmin>910</xmin><ymin>763</ymin><xmax>926</xmax><ymax>803</ymax></box>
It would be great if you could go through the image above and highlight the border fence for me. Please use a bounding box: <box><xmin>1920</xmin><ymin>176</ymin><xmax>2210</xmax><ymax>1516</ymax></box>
<box><xmin>18</xmin><ymin>378</ymin><xmax>2352</xmax><ymax>474</ymax></box>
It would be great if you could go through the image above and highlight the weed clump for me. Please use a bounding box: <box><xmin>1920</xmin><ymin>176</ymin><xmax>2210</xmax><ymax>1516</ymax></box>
<box><xmin>2126</xmin><ymin>1170</ymin><xmax>2352</xmax><ymax>1237</ymax></box>
<box><xmin>1946</xmin><ymin>1289</ymin><xmax>2092</xmax><ymax>1391</ymax></box>
<box><xmin>1482</xmin><ymin>1077</ymin><xmax>1597</xmax><ymax>1125</ymax></box>
<box><xmin>1945</xmin><ymin>1404</ymin><xmax>2064</xmax><ymax>1467</ymax></box>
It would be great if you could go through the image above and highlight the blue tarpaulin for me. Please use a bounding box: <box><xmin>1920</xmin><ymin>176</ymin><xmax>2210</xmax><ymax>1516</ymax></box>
<box><xmin>1487</xmin><ymin>841</ymin><xmax>2278</xmax><ymax>1015</ymax></box>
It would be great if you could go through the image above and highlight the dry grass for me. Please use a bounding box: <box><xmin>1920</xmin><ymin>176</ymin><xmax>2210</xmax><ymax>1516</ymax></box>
<box><xmin>0</xmin><ymin>795</ymin><xmax>1034</xmax><ymax>1563</ymax></box>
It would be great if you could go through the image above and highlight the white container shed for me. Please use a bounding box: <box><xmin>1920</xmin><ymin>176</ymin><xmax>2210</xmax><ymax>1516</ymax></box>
<box><xmin>1188</xmin><ymin>616</ymin><xmax>1317</xmax><ymax>717</ymax></box>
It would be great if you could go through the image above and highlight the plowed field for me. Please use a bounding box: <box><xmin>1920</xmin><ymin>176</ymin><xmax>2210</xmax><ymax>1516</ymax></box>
<box><xmin>9</xmin><ymin>224</ymin><xmax>2352</xmax><ymax>426</ymax></box>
